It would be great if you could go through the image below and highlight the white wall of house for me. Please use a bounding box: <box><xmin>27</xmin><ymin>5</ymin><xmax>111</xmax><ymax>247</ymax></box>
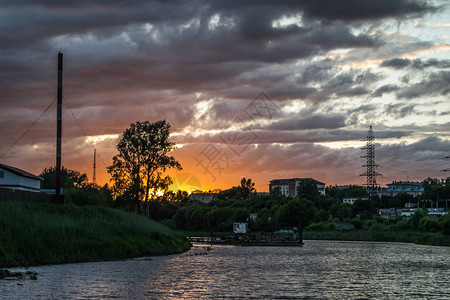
<box><xmin>294</xmin><ymin>180</ymin><xmax>325</xmax><ymax>196</ymax></box>
<box><xmin>271</xmin><ymin>184</ymin><xmax>290</xmax><ymax>196</ymax></box>
<box><xmin>316</xmin><ymin>183</ymin><xmax>326</xmax><ymax>195</ymax></box>
<box><xmin>343</xmin><ymin>197</ymin><xmax>368</xmax><ymax>204</ymax></box>
<box><xmin>0</xmin><ymin>168</ymin><xmax>41</xmax><ymax>192</ymax></box>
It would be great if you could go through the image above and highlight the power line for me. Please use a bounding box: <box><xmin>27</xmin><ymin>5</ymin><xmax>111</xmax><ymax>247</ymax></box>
<box><xmin>443</xmin><ymin>155</ymin><xmax>450</xmax><ymax>173</ymax></box>
<box><xmin>63</xmin><ymin>97</ymin><xmax>108</xmax><ymax>168</ymax></box>
<box><xmin>0</xmin><ymin>97</ymin><xmax>56</xmax><ymax>159</ymax></box>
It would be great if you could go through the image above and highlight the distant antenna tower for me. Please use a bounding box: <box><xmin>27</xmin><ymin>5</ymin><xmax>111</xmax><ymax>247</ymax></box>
<box><xmin>93</xmin><ymin>149</ymin><xmax>97</xmax><ymax>184</ymax></box>
<box><xmin>56</xmin><ymin>52</ymin><xmax>63</xmax><ymax>203</ymax></box>
<box><xmin>360</xmin><ymin>125</ymin><xmax>382</xmax><ymax>195</ymax></box>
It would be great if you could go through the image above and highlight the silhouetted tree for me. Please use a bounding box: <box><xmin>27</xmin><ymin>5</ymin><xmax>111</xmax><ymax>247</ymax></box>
<box><xmin>277</xmin><ymin>198</ymin><xmax>316</xmax><ymax>244</ymax></box>
<box><xmin>108</xmin><ymin>120</ymin><xmax>181</xmax><ymax>215</ymax></box>
<box><xmin>40</xmin><ymin>166</ymin><xmax>88</xmax><ymax>189</ymax></box>
<box><xmin>296</xmin><ymin>179</ymin><xmax>320</xmax><ymax>200</ymax></box>
<box><xmin>353</xmin><ymin>199</ymin><xmax>371</xmax><ymax>218</ymax></box>
<box><xmin>239</xmin><ymin>177</ymin><xmax>256</xmax><ymax>198</ymax></box>
<box><xmin>40</xmin><ymin>166</ymin><xmax>112</xmax><ymax>206</ymax></box>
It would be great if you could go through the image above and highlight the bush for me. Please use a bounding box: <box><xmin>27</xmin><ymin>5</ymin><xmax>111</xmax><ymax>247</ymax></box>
<box><xmin>362</xmin><ymin>219</ymin><xmax>389</xmax><ymax>231</ymax></box>
<box><xmin>439</xmin><ymin>214</ymin><xmax>450</xmax><ymax>235</ymax></box>
<box><xmin>395</xmin><ymin>218</ymin><xmax>413</xmax><ymax>230</ymax></box>
<box><xmin>160</xmin><ymin>218</ymin><xmax>176</xmax><ymax>229</ymax></box>
<box><xmin>410</xmin><ymin>209</ymin><xmax>427</xmax><ymax>229</ymax></box>
<box><xmin>233</xmin><ymin>208</ymin><xmax>250</xmax><ymax>223</ymax></box>
<box><xmin>350</xmin><ymin>217</ymin><xmax>363</xmax><ymax>229</ymax></box>
<box><xmin>419</xmin><ymin>216</ymin><xmax>441</xmax><ymax>232</ymax></box>
<box><xmin>70</xmin><ymin>188</ymin><xmax>107</xmax><ymax>206</ymax></box>
<box><xmin>313</xmin><ymin>209</ymin><xmax>329</xmax><ymax>223</ymax></box>
<box><xmin>362</xmin><ymin>219</ymin><xmax>377</xmax><ymax>230</ymax></box>
<box><xmin>371</xmin><ymin>222</ymin><xmax>388</xmax><ymax>231</ymax></box>
<box><xmin>305</xmin><ymin>222</ymin><xmax>334</xmax><ymax>231</ymax></box>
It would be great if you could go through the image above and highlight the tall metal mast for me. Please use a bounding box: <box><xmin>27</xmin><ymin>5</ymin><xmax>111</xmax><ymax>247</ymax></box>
<box><xmin>56</xmin><ymin>52</ymin><xmax>63</xmax><ymax>202</ymax></box>
<box><xmin>93</xmin><ymin>149</ymin><xmax>97</xmax><ymax>184</ymax></box>
<box><xmin>360</xmin><ymin>125</ymin><xmax>382</xmax><ymax>197</ymax></box>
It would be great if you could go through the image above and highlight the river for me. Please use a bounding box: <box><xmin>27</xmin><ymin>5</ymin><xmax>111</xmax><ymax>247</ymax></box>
<box><xmin>1</xmin><ymin>240</ymin><xmax>449</xmax><ymax>299</ymax></box>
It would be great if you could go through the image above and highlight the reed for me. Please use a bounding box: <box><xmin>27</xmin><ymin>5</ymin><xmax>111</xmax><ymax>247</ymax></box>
<box><xmin>0</xmin><ymin>202</ymin><xmax>191</xmax><ymax>267</ymax></box>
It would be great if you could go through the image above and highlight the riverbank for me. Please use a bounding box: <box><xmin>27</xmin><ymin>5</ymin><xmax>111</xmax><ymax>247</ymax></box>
<box><xmin>303</xmin><ymin>229</ymin><xmax>450</xmax><ymax>246</ymax></box>
<box><xmin>0</xmin><ymin>202</ymin><xmax>191</xmax><ymax>268</ymax></box>
<box><xmin>181</xmin><ymin>230</ymin><xmax>449</xmax><ymax>246</ymax></box>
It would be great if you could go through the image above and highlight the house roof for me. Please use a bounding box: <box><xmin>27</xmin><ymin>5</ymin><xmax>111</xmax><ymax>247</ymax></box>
<box><xmin>387</xmin><ymin>181</ymin><xmax>423</xmax><ymax>187</ymax></box>
<box><xmin>0</xmin><ymin>163</ymin><xmax>42</xmax><ymax>180</ymax></box>
<box><xmin>270</xmin><ymin>178</ymin><xmax>325</xmax><ymax>185</ymax></box>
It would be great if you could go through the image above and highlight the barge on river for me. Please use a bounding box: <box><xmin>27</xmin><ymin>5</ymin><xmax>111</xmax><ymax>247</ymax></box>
<box><xmin>188</xmin><ymin>223</ymin><xmax>303</xmax><ymax>246</ymax></box>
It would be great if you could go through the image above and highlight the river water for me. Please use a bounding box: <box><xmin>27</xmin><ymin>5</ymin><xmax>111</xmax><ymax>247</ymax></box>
<box><xmin>1</xmin><ymin>240</ymin><xmax>449</xmax><ymax>299</ymax></box>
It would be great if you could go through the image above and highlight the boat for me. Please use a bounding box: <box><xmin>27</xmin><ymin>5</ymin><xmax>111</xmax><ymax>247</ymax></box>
<box><xmin>188</xmin><ymin>223</ymin><xmax>303</xmax><ymax>246</ymax></box>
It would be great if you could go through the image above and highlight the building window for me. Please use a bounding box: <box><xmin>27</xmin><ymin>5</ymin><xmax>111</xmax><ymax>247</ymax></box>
<box><xmin>0</xmin><ymin>170</ymin><xmax>4</xmax><ymax>178</ymax></box>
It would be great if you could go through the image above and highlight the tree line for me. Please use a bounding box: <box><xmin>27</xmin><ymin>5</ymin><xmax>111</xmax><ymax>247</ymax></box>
<box><xmin>39</xmin><ymin>120</ymin><xmax>450</xmax><ymax>237</ymax></box>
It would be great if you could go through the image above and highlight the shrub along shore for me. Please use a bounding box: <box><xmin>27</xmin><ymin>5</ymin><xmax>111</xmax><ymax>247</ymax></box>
<box><xmin>303</xmin><ymin>229</ymin><xmax>450</xmax><ymax>246</ymax></box>
<box><xmin>0</xmin><ymin>201</ymin><xmax>191</xmax><ymax>268</ymax></box>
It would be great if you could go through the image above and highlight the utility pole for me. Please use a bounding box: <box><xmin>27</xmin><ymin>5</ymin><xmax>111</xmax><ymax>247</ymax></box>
<box><xmin>360</xmin><ymin>126</ymin><xmax>382</xmax><ymax>210</ymax></box>
<box><xmin>93</xmin><ymin>149</ymin><xmax>96</xmax><ymax>184</ymax></box>
<box><xmin>56</xmin><ymin>52</ymin><xmax>63</xmax><ymax>203</ymax></box>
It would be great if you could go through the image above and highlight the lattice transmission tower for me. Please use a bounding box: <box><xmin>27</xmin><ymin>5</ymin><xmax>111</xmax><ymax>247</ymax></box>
<box><xmin>360</xmin><ymin>125</ymin><xmax>382</xmax><ymax>196</ymax></box>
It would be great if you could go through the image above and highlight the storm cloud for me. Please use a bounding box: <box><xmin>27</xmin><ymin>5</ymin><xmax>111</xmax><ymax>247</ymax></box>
<box><xmin>0</xmin><ymin>0</ymin><xmax>448</xmax><ymax>190</ymax></box>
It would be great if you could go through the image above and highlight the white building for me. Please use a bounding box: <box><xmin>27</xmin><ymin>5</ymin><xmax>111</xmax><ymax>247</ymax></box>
<box><xmin>343</xmin><ymin>197</ymin><xmax>368</xmax><ymax>205</ymax></box>
<box><xmin>189</xmin><ymin>192</ymin><xmax>217</xmax><ymax>203</ymax></box>
<box><xmin>0</xmin><ymin>163</ymin><xmax>42</xmax><ymax>192</ymax></box>
<box><xmin>269</xmin><ymin>178</ymin><xmax>325</xmax><ymax>197</ymax></box>
<box><xmin>376</xmin><ymin>181</ymin><xmax>424</xmax><ymax>197</ymax></box>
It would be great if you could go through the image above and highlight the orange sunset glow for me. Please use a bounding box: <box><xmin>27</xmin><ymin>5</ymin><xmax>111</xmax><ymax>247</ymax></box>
<box><xmin>1</xmin><ymin>1</ymin><xmax>449</xmax><ymax>192</ymax></box>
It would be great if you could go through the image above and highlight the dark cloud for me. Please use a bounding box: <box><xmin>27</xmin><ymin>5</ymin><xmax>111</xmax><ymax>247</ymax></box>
<box><xmin>397</xmin><ymin>71</ymin><xmax>450</xmax><ymax>99</ymax></box>
<box><xmin>180</xmin><ymin>134</ymin><xmax>446</xmax><ymax>188</ymax></box>
<box><xmin>381</xmin><ymin>57</ymin><xmax>450</xmax><ymax>69</ymax></box>
<box><xmin>172</xmin><ymin>128</ymin><xmax>413</xmax><ymax>145</ymax></box>
<box><xmin>298</xmin><ymin>0</ymin><xmax>436</xmax><ymax>22</ymax></box>
<box><xmin>312</xmin><ymin>69</ymin><xmax>378</xmax><ymax>100</ymax></box>
<box><xmin>267</xmin><ymin>115</ymin><xmax>346</xmax><ymax>131</ymax></box>
<box><xmin>385</xmin><ymin>103</ymin><xmax>416</xmax><ymax>118</ymax></box>
<box><xmin>304</xmin><ymin>23</ymin><xmax>380</xmax><ymax>48</ymax></box>
<box><xmin>373</xmin><ymin>84</ymin><xmax>399</xmax><ymax>97</ymax></box>
<box><xmin>412</xmin><ymin>58</ymin><xmax>450</xmax><ymax>69</ymax></box>
<box><xmin>374</xmin><ymin>137</ymin><xmax>449</xmax><ymax>182</ymax></box>
<box><xmin>379</xmin><ymin>137</ymin><xmax>449</xmax><ymax>163</ymax></box>
<box><xmin>381</xmin><ymin>58</ymin><xmax>412</xmax><ymax>69</ymax></box>
<box><xmin>0</xmin><ymin>0</ymin><xmax>447</xmax><ymax>188</ymax></box>
<box><xmin>335</xmin><ymin>86</ymin><xmax>369</xmax><ymax>97</ymax></box>
<box><xmin>300</xmin><ymin>59</ymin><xmax>335</xmax><ymax>83</ymax></box>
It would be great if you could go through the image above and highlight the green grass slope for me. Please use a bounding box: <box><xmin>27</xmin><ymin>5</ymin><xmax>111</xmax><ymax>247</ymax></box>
<box><xmin>0</xmin><ymin>202</ymin><xmax>191</xmax><ymax>267</ymax></box>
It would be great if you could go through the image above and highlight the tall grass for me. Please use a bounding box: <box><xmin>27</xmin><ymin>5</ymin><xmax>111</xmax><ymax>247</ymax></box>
<box><xmin>0</xmin><ymin>202</ymin><xmax>191</xmax><ymax>267</ymax></box>
<box><xmin>304</xmin><ymin>230</ymin><xmax>450</xmax><ymax>246</ymax></box>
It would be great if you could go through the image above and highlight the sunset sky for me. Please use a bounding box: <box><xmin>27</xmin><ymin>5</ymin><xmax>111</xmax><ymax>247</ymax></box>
<box><xmin>1</xmin><ymin>0</ymin><xmax>449</xmax><ymax>192</ymax></box>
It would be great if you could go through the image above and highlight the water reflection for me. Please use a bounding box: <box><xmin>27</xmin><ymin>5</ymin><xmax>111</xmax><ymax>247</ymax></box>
<box><xmin>1</xmin><ymin>241</ymin><xmax>449</xmax><ymax>299</ymax></box>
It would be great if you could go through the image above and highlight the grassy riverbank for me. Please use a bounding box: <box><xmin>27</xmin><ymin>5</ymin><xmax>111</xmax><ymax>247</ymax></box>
<box><xmin>304</xmin><ymin>230</ymin><xmax>450</xmax><ymax>246</ymax></box>
<box><xmin>0</xmin><ymin>202</ymin><xmax>191</xmax><ymax>268</ymax></box>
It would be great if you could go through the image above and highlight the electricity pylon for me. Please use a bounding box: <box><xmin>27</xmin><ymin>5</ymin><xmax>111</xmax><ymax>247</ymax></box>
<box><xmin>360</xmin><ymin>125</ymin><xmax>382</xmax><ymax>198</ymax></box>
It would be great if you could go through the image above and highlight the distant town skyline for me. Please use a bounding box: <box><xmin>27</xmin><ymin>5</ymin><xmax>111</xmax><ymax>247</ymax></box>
<box><xmin>0</xmin><ymin>0</ymin><xmax>449</xmax><ymax>192</ymax></box>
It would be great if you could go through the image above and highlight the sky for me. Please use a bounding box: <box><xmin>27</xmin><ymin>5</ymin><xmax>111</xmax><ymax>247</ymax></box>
<box><xmin>0</xmin><ymin>0</ymin><xmax>449</xmax><ymax>192</ymax></box>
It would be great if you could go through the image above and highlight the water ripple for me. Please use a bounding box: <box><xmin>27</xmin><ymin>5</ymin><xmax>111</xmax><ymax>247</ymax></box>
<box><xmin>1</xmin><ymin>241</ymin><xmax>449</xmax><ymax>299</ymax></box>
